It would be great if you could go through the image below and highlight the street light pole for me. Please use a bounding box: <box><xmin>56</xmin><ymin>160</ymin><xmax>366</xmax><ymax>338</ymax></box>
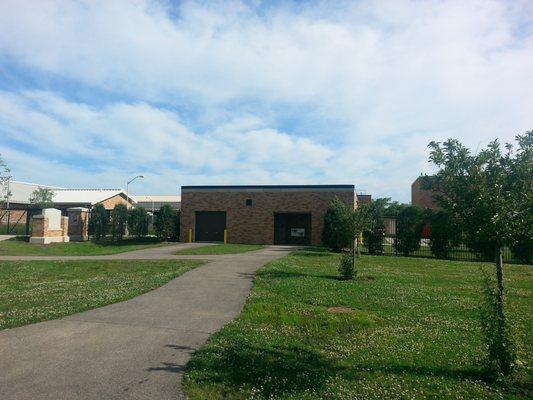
<box><xmin>125</xmin><ymin>175</ymin><xmax>144</xmax><ymax>236</ymax></box>
<box><xmin>5</xmin><ymin>175</ymin><xmax>11</xmax><ymax>233</ymax></box>
<box><xmin>126</xmin><ymin>175</ymin><xmax>144</xmax><ymax>210</ymax></box>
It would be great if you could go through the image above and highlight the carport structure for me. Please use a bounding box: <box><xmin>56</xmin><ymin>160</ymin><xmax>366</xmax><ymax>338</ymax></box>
<box><xmin>180</xmin><ymin>185</ymin><xmax>355</xmax><ymax>246</ymax></box>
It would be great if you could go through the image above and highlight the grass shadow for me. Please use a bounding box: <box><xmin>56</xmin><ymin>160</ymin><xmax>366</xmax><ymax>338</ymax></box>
<box><xmin>186</xmin><ymin>341</ymin><xmax>340</xmax><ymax>398</ymax></box>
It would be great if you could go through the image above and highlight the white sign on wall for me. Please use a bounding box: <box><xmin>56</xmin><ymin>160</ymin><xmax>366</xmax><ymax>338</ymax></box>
<box><xmin>290</xmin><ymin>228</ymin><xmax>305</xmax><ymax>237</ymax></box>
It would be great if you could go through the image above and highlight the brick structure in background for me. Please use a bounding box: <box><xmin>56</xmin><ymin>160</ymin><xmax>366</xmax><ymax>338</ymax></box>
<box><xmin>30</xmin><ymin>208</ymin><xmax>69</xmax><ymax>244</ymax></box>
<box><xmin>0</xmin><ymin>209</ymin><xmax>26</xmax><ymax>224</ymax></box>
<box><xmin>411</xmin><ymin>176</ymin><xmax>439</xmax><ymax>210</ymax></box>
<box><xmin>67</xmin><ymin>207</ymin><xmax>89</xmax><ymax>241</ymax></box>
<box><xmin>181</xmin><ymin>185</ymin><xmax>355</xmax><ymax>246</ymax></box>
<box><xmin>356</xmin><ymin>193</ymin><xmax>372</xmax><ymax>206</ymax></box>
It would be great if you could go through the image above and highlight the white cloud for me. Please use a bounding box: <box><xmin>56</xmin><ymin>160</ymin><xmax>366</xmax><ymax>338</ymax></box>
<box><xmin>0</xmin><ymin>90</ymin><xmax>337</xmax><ymax>190</ymax></box>
<box><xmin>0</xmin><ymin>0</ymin><xmax>532</xmax><ymax>201</ymax></box>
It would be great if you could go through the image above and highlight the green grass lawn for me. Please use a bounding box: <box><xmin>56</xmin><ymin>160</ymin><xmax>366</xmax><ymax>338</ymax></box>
<box><xmin>174</xmin><ymin>243</ymin><xmax>265</xmax><ymax>255</ymax></box>
<box><xmin>184</xmin><ymin>250</ymin><xmax>532</xmax><ymax>399</ymax></box>
<box><xmin>0</xmin><ymin>259</ymin><xmax>203</xmax><ymax>330</ymax></box>
<box><xmin>0</xmin><ymin>236</ymin><xmax>172</xmax><ymax>256</ymax></box>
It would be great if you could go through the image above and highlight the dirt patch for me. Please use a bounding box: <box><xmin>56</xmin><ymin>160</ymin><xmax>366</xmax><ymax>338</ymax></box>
<box><xmin>327</xmin><ymin>307</ymin><xmax>354</xmax><ymax>313</ymax></box>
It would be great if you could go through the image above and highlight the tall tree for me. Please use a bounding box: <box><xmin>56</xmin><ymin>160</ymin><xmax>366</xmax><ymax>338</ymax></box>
<box><xmin>0</xmin><ymin>154</ymin><xmax>10</xmax><ymax>207</ymax></box>
<box><xmin>362</xmin><ymin>198</ymin><xmax>389</xmax><ymax>255</ymax></box>
<box><xmin>426</xmin><ymin>131</ymin><xmax>532</xmax><ymax>374</ymax></box>
<box><xmin>29</xmin><ymin>187</ymin><xmax>55</xmax><ymax>209</ymax></box>
<box><xmin>111</xmin><ymin>203</ymin><xmax>128</xmax><ymax>242</ymax></box>
<box><xmin>322</xmin><ymin>198</ymin><xmax>354</xmax><ymax>252</ymax></box>
<box><xmin>394</xmin><ymin>205</ymin><xmax>424</xmax><ymax>256</ymax></box>
<box><xmin>88</xmin><ymin>203</ymin><xmax>109</xmax><ymax>241</ymax></box>
<box><xmin>154</xmin><ymin>205</ymin><xmax>177</xmax><ymax>241</ymax></box>
<box><xmin>128</xmin><ymin>206</ymin><xmax>149</xmax><ymax>238</ymax></box>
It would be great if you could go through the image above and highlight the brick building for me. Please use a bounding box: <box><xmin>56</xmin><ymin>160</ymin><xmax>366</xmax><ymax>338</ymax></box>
<box><xmin>411</xmin><ymin>176</ymin><xmax>439</xmax><ymax>210</ymax></box>
<box><xmin>180</xmin><ymin>185</ymin><xmax>355</xmax><ymax>245</ymax></box>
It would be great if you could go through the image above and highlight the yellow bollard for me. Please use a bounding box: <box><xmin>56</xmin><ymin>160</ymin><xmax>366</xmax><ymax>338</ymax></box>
<box><xmin>224</xmin><ymin>229</ymin><xmax>228</xmax><ymax>244</ymax></box>
<box><xmin>188</xmin><ymin>228</ymin><xmax>193</xmax><ymax>243</ymax></box>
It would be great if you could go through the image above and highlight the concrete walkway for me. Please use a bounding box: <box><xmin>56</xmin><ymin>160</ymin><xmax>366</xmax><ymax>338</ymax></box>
<box><xmin>0</xmin><ymin>246</ymin><xmax>293</xmax><ymax>400</ymax></box>
<box><xmin>0</xmin><ymin>234</ymin><xmax>16</xmax><ymax>241</ymax></box>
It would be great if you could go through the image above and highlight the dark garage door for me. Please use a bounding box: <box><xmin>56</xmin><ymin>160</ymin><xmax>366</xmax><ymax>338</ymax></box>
<box><xmin>195</xmin><ymin>211</ymin><xmax>226</xmax><ymax>242</ymax></box>
<box><xmin>274</xmin><ymin>213</ymin><xmax>311</xmax><ymax>245</ymax></box>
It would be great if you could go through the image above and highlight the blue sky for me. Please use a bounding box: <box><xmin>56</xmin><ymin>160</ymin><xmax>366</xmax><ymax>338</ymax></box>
<box><xmin>0</xmin><ymin>0</ymin><xmax>532</xmax><ymax>201</ymax></box>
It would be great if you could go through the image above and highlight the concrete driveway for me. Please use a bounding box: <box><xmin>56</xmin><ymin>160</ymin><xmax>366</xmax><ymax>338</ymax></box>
<box><xmin>0</xmin><ymin>246</ymin><xmax>293</xmax><ymax>399</ymax></box>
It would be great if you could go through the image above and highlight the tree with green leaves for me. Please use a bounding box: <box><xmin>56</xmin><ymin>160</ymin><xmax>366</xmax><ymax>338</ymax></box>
<box><xmin>426</xmin><ymin>131</ymin><xmax>532</xmax><ymax>375</ymax></box>
<box><xmin>88</xmin><ymin>203</ymin><xmax>109</xmax><ymax>241</ymax></box>
<box><xmin>29</xmin><ymin>187</ymin><xmax>54</xmax><ymax>209</ymax></box>
<box><xmin>128</xmin><ymin>206</ymin><xmax>149</xmax><ymax>238</ymax></box>
<box><xmin>173</xmin><ymin>209</ymin><xmax>181</xmax><ymax>241</ymax></box>
<box><xmin>154</xmin><ymin>204</ymin><xmax>177</xmax><ymax>241</ymax></box>
<box><xmin>427</xmin><ymin>209</ymin><xmax>461</xmax><ymax>259</ymax></box>
<box><xmin>111</xmin><ymin>203</ymin><xmax>128</xmax><ymax>242</ymax></box>
<box><xmin>322</xmin><ymin>198</ymin><xmax>354</xmax><ymax>252</ymax></box>
<box><xmin>362</xmin><ymin>198</ymin><xmax>389</xmax><ymax>255</ymax></box>
<box><xmin>0</xmin><ymin>154</ymin><xmax>10</xmax><ymax>207</ymax></box>
<box><xmin>394</xmin><ymin>205</ymin><xmax>424</xmax><ymax>256</ymax></box>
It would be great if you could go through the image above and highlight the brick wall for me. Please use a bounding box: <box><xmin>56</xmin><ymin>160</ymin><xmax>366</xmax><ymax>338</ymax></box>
<box><xmin>100</xmin><ymin>194</ymin><xmax>131</xmax><ymax>210</ymax></box>
<box><xmin>181</xmin><ymin>188</ymin><xmax>355</xmax><ymax>245</ymax></box>
<box><xmin>411</xmin><ymin>176</ymin><xmax>439</xmax><ymax>210</ymax></box>
<box><xmin>0</xmin><ymin>209</ymin><xmax>27</xmax><ymax>224</ymax></box>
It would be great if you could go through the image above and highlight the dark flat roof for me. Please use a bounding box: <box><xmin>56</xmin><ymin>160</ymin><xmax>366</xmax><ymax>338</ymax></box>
<box><xmin>182</xmin><ymin>184</ymin><xmax>353</xmax><ymax>189</ymax></box>
<box><xmin>182</xmin><ymin>184</ymin><xmax>354</xmax><ymax>193</ymax></box>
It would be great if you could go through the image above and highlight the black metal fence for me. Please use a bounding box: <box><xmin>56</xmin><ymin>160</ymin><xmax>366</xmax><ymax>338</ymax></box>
<box><xmin>0</xmin><ymin>209</ymin><xmax>39</xmax><ymax>235</ymax></box>
<box><xmin>358</xmin><ymin>215</ymin><xmax>528</xmax><ymax>264</ymax></box>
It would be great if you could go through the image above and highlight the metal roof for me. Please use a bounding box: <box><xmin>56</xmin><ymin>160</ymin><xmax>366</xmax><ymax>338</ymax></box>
<box><xmin>1</xmin><ymin>181</ymin><xmax>62</xmax><ymax>204</ymax></box>
<box><xmin>52</xmin><ymin>189</ymin><xmax>134</xmax><ymax>205</ymax></box>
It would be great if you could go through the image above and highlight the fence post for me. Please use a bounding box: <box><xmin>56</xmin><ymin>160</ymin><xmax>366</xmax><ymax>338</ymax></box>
<box><xmin>352</xmin><ymin>237</ymin><xmax>356</xmax><ymax>275</ymax></box>
<box><xmin>394</xmin><ymin>211</ymin><xmax>398</xmax><ymax>256</ymax></box>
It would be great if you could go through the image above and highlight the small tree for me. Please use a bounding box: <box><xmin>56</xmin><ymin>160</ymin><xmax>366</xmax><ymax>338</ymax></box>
<box><xmin>322</xmin><ymin>198</ymin><xmax>354</xmax><ymax>252</ymax></box>
<box><xmin>394</xmin><ymin>205</ymin><xmax>424</xmax><ymax>256</ymax></box>
<box><xmin>338</xmin><ymin>251</ymin><xmax>355</xmax><ymax>280</ymax></box>
<box><xmin>88</xmin><ymin>203</ymin><xmax>109</xmax><ymax>241</ymax></box>
<box><xmin>111</xmin><ymin>203</ymin><xmax>128</xmax><ymax>242</ymax></box>
<box><xmin>154</xmin><ymin>205</ymin><xmax>177</xmax><ymax>241</ymax></box>
<box><xmin>29</xmin><ymin>187</ymin><xmax>54</xmax><ymax>209</ymax></box>
<box><xmin>128</xmin><ymin>206</ymin><xmax>149</xmax><ymax>238</ymax></box>
<box><xmin>363</xmin><ymin>198</ymin><xmax>389</xmax><ymax>255</ymax></box>
<box><xmin>426</xmin><ymin>131</ymin><xmax>532</xmax><ymax>375</ymax></box>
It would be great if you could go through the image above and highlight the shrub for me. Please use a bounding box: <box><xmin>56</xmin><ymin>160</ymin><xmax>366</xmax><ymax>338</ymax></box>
<box><xmin>363</xmin><ymin>199</ymin><xmax>389</xmax><ymax>255</ymax></box>
<box><xmin>111</xmin><ymin>203</ymin><xmax>128</xmax><ymax>242</ymax></box>
<box><xmin>395</xmin><ymin>206</ymin><xmax>424</xmax><ymax>256</ymax></box>
<box><xmin>322</xmin><ymin>198</ymin><xmax>354</xmax><ymax>252</ymax></box>
<box><xmin>154</xmin><ymin>205</ymin><xmax>177</xmax><ymax>241</ymax></box>
<box><xmin>338</xmin><ymin>251</ymin><xmax>355</xmax><ymax>280</ymax></box>
<box><xmin>479</xmin><ymin>268</ymin><xmax>516</xmax><ymax>376</ymax></box>
<box><xmin>88</xmin><ymin>203</ymin><xmax>109</xmax><ymax>241</ymax></box>
<box><xmin>128</xmin><ymin>206</ymin><xmax>149</xmax><ymax>238</ymax></box>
